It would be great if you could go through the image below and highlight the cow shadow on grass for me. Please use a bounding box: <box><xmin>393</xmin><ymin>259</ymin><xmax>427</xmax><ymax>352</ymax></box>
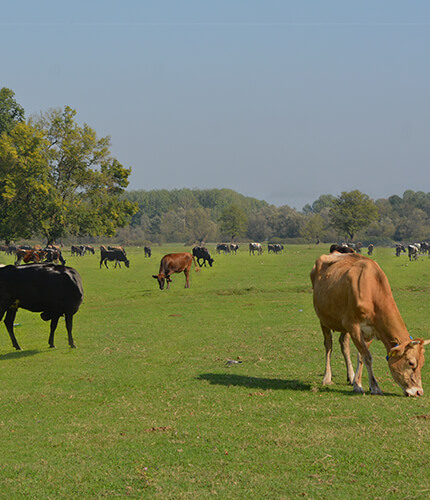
<box><xmin>0</xmin><ymin>349</ymin><xmax>41</xmax><ymax>361</ymax></box>
<box><xmin>198</xmin><ymin>373</ymin><xmax>311</xmax><ymax>392</ymax></box>
<box><xmin>198</xmin><ymin>373</ymin><xmax>403</xmax><ymax>397</ymax></box>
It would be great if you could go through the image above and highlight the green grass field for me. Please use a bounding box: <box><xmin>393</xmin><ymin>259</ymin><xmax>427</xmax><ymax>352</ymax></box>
<box><xmin>0</xmin><ymin>244</ymin><xmax>429</xmax><ymax>499</ymax></box>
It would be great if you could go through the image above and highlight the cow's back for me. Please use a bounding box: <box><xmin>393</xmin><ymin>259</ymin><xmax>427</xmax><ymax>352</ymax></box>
<box><xmin>311</xmin><ymin>253</ymin><xmax>400</xmax><ymax>334</ymax></box>
<box><xmin>0</xmin><ymin>264</ymin><xmax>83</xmax><ymax>315</ymax></box>
<box><xmin>161</xmin><ymin>253</ymin><xmax>192</xmax><ymax>274</ymax></box>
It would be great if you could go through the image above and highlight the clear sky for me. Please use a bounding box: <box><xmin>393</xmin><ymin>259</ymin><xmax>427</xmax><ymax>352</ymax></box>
<box><xmin>3</xmin><ymin>1</ymin><xmax>430</xmax><ymax>210</ymax></box>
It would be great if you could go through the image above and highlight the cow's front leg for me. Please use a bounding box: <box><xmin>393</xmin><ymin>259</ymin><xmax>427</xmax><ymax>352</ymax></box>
<box><xmin>350</xmin><ymin>326</ymin><xmax>382</xmax><ymax>395</ymax></box>
<box><xmin>184</xmin><ymin>270</ymin><xmax>190</xmax><ymax>288</ymax></box>
<box><xmin>4</xmin><ymin>308</ymin><xmax>21</xmax><ymax>350</ymax></box>
<box><xmin>65</xmin><ymin>314</ymin><xmax>76</xmax><ymax>348</ymax></box>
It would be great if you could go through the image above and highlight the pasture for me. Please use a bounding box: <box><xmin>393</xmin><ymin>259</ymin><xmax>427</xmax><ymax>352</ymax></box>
<box><xmin>0</xmin><ymin>244</ymin><xmax>429</xmax><ymax>498</ymax></box>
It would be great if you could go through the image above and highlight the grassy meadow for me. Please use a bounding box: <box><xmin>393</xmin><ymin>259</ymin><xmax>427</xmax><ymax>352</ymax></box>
<box><xmin>0</xmin><ymin>244</ymin><xmax>429</xmax><ymax>498</ymax></box>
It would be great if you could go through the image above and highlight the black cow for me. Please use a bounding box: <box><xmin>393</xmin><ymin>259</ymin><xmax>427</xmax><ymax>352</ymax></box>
<box><xmin>100</xmin><ymin>247</ymin><xmax>130</xmax><ymax>269</ymax></box>
<box><xmin>329</xmin><ymin>244</ymin><xmax>355</xmax><ymax>254</ymax></box>
<box><xmin>71</xmin><ymin>245</ymin><xmax>85</xmax><ymax>256</ymax></box>
<box><xmin>216</xmin><ymin>244</ymin><xmax>230</xmax><ymax>254</ymax></box>
<box><xmin>144</xmin><ymin>246</ymin><xmax>152</xmax><ymax>258</ymax></box>
<box><xmin>192</xmin><ymin>246</ymin><xmax>214</xmax><ymax>267</ymax></box>
<box><xmin>268</xmin><ymin>244</ymin><xmax>283</xmax><ymax>254</ymax></box>
<box><xmin>0</xmin><ymin>263</ymin><xmax>83</xmax><ymax>350</ymax></box>
<box><xmin>230</xmin><ymin>244</ymin><xmax>239</xmax><ymax>254</ymax></box>
<box><xmin>395</xmin><ymin>244</ymin><xmax>406</xmax><ymax>257</ymax></box>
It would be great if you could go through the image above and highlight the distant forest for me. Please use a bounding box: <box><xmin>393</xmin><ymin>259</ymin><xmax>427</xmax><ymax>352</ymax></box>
<box><xmin>118</xmin><ymin>188</ymin><xmax>430</xmax><ymax>246</ymax></box>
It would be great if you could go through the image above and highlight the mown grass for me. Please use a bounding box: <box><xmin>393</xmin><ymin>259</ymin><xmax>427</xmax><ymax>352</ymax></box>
<box><xmin>0</xmin><ymin>244</ymin><xmax>429</xmax><ymax>498</ymax></box>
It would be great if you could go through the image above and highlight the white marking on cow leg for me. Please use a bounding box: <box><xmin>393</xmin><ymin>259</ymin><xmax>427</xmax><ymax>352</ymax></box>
<box><xmin>353</xmin><ymin>352</ymin><xmax>365</xmax><ymax>393</ymax></box>
<box><xmin>321</xmin><ymin>324</ymin><xmax>333</xmax><ymax>385</ymax></box>
<box><xmin>339</xmin><ymin>332</ymin><xmax>355</xmax><ymax>384</ymax></box>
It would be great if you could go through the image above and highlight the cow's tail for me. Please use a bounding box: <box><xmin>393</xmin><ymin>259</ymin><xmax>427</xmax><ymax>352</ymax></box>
<box><xmin>192</xmin><ymin>255</ymin><xmax>200</xmax><ymax>272</ymax></box>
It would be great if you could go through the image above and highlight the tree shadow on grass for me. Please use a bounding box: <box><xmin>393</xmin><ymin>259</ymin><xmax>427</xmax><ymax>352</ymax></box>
<box><xmin>197</xmin><ymin>373</ymin><xmax>311</xmax><ymax>392</ymax></box>
<box><xmin>0</xmin><ymin>349</ymin><xmax>41</xmax><ymax>361</ymax></box>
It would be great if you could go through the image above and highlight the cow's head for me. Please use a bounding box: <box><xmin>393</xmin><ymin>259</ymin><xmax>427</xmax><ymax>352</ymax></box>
<box><xmin>387</xmin><ymin>339</ymin><xmax>430</xmax><ymax>396</ymax></box>
<box><xmin>152</xmin><ymin>273</ymin><xmax>172</xmax><ymax>290</ymax></box>
<box><xmin>124</xmin><ymin>259</ymin><xmax>130</xmax><ymax>268</ymax></box>
<box><xmin>208</xmin><ymin>258</ymin><xmax>214</xmax><ymax>267</ymax></box>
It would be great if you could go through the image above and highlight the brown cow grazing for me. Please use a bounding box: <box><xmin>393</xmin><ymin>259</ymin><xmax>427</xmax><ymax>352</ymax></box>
<box><xmin>311</xmin><ymin>252</ymin><xmax>430</xmax><ymax>396</ymax></box>
<box><xmin>153</xmin><ymin>253</ymin><xmax>199</xmax><ymax>290</ymax></box>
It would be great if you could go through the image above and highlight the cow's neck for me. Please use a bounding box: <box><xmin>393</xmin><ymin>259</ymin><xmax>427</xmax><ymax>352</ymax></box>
<box><xmin>374</xmin><ymin>306</ymin><xmax>411</xmax><ymax>351</ymax></box>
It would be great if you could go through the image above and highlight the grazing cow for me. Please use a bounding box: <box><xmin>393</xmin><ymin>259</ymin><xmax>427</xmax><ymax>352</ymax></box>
<box><xmin>230</xmin><ymin>244</ymin><xmax>239</xmax><ymax>254</ymax></box>
<box><xmin>100</xmin><ymin>246</ymin><xmax>130</xmax><ymax>269</ymax></box>
<box><xmin>153</xmin><ymin>252</ymin><xmax>199</xmax><ymax>290</ymax></box>
<box><xmin>395</xmin><ymin>244</ymin><xmax>406</xmax><ymax>257</ymax></box>
<box><xmin>15</xmin><ymin>249</ymin><xmax>46</xmax><ymax>265</ymax></box>
<box><xmin>71</xmin><ymin>245</ymin><xmax>85</xmax><ymax>256</ymax></box>
<box><xmin>216</xmin><ymin>243</ymin><xmax>230</xmax><ymax>254</ymax></box>
<box><xmin>268</xmin><ymin>243</ymin><xmax>283</xmax><ymax>254</ymax></box>
<box><xmin>367</xmin><ymin>244</ymin><xmax>374</xmax><ymax>256</ymax></box>
<box><xmin>408</xmin><ymin>245</ymin><xmax>419</xmax><ymax>261</ymax></box>
<box><xmin>192</xmin><ymin>246</ymin><xmax>214</xmax><ymax>267</ymax></box>
<box><xmin>329</xmin><ymin>244</ymin><xmax>355</xmax><ymax>254</ymax></box>
<box><xmin>249</xmin><ymin>242</ymin><xmax>263</xmax><ymax>255</ymax></box>
<box><xmin>0</xmin><ymin>263</ymin><xmax>83</xmax><ymax>350</ymax></box>
<box><xmin>83</xmin><ymin>245</ymin><xmax>95</xmax><ymax>254</ymax></box>
<box><xmin>108</xmin><ymin>245</ymin><xmax>127</xmax><ymax>255</ymax></box>
<box><xmin>144</xmin><ymin>246</ymin><xmax>152</xmax><ymax>258</ymax></box>
<box><xmin>310</xmin><ymin>252</ymin><xmax>430</xmax><ymax>396</ymax></box>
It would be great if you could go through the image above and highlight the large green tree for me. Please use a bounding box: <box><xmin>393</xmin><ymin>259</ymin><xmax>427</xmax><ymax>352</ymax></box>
<box><xmin>29</xmin><ymin>106</ymin><xmax>136</xmax><ymax>244</ymax></box>
<box><xmin>329</xmin><ymin>190</ymin><xmax>378</xmax><ymax>241</ymax></box>
<box><xmin>0</xmin><ymin>88</ymin><xmax>25</xmax><ymax>136</ymax></box>
<box><xmin>218</xmin><ymin>204</ymin><xmax>248</xmax><ymax>241</ymax></box>
<box><xmin>0</xmin><ymin>122</ymin><xmax>49</xmax><ymax>243</ymax></box>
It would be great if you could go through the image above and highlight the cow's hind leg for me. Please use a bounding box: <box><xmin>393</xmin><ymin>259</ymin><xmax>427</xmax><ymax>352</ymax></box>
<box><xmin>4</xmin><ymin>308</ymin><xmax>22</xmax><ymax>350</ymax></box>
<box><xmin>321</xmin><ymin>324</ymin><xmax>333</xmax><ymax>385</ymax></box>
<box><xmin>65</xmin><ymin>313</ymin><xmax>76</xmax><ymax>348</ymax></box>
<box><xmin>339</xmin><ymin>332</ymin><xmax>355</xmax><ymax>385</ymax></box>
<box><xmin>48</xmin><ymin>316</ymin><xmax>60</xmax><ymax>348</ymax></box>
<box><xmin>184</xmin><ymin>269</ymin><xmax>190</xmax><ymax>288</ymax></box>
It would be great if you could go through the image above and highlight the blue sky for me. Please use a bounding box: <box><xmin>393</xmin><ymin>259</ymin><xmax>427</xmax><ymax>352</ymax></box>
<box><xmin>3</xmin><ymin>1</ymin><xmax>430</xmax><ymax>209</ymax></box>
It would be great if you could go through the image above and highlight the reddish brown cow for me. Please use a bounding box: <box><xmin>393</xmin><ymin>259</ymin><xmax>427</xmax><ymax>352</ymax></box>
<box><xmin>15</xmin><ymin>249</ymin><xmax>46</xmax><ymax>265</ymax></box>
<box><xmin>153</xmin><ymin>252</ymin><xmax>199</xmax><ymax>290</ymax></box>
<box><xmin>311</xmin><ymin>252</ymin><xmax>430</xmax><ymax>396</ymax></box>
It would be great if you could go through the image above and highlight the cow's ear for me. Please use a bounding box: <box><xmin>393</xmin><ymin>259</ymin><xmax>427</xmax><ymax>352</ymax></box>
<box><xmin>423</xmin><ymin>339</ymin><xmax>430</xmax><ymax>346</ymax></box>
<box><xmin>388</xmin><ymin>345</ymin><xmax>405</xmax><ymax>359</ymax></box>
<box><xmin>152</xmin><ymin>275</ymin><xmax>158</xmax><ymax>279</ymax></box>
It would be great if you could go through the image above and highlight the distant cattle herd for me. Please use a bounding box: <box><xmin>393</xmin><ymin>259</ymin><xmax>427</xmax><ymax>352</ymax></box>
<box><xmin>0</xmin><ymin>239</ymin><xmax>429</xmax><ymax>397</ymax></box>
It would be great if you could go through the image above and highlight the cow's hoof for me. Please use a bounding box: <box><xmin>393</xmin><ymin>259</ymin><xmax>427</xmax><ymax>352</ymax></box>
<box><xmin>353</xmin><ymin>384</ymin><xmax>365</xmax><ymax>394</ymax></box>
<box><xmin>70</xmin><ymin>344</ymin><xmax>77</xmax><ymax>349</ymax></box>
<box><xmin>49</xmin><ymin>345</ymin><xmax>56</xmax><ymax>349</ymax></box>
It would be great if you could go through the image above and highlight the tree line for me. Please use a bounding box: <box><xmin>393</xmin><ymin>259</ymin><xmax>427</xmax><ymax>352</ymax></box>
<box><xmin>1</xmin><ymin>87</ymin><xmax>429</xmax><ymax>247</ymax></box>
<box><xmin>120</xmin><ymin>188</ymin><xmax>430</xmax><ymax>246</ymax></box>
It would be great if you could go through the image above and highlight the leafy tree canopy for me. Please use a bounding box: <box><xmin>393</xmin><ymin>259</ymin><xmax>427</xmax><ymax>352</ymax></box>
<box><xmin>219</xmin><ymin>204</ymin><xmax>248</xmax><ymax>242</ymax></box>
<box><xmin>329</xmin><ymin>190</ymin><xmax>378</xmax><ymax>241</ymax></box>
<box><xmin>0</xmin><ymin>88</ymin><xmax>25</xmax><ymax>136</ymax></box>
